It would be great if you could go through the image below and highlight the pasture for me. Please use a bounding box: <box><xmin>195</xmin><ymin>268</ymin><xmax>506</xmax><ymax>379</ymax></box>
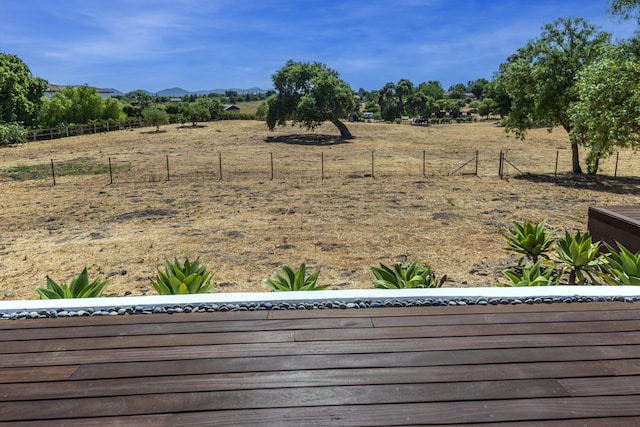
<box><xmin>0</xmin><ymin>120</ymin><xmax>639</xmax><ymax>300</ymax></box>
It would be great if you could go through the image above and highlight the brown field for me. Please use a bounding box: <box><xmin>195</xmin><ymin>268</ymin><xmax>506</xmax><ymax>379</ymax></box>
<box><xmin>1</xmin><ymin>120</ymin><xmax>639</xmax><ymax>300</ymax></box>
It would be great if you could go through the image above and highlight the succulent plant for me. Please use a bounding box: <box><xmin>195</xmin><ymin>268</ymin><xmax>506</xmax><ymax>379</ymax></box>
<box><xmin>263</xmin><ymin>263</ymin><xmax>329</xmax><ymax>291</ymax></box>
<box><xmin>36</xmin><ymin>268</ymin><xmax>110</xmax><ymax>299</ymax></box>
<box><xmin>371</xmin><ymin>260</ymin><xmax>445</xmax><ymax>289</ymax></box>
<box><xmin>151</xmin><ymin>257</ymin><xmax>215</xmax><ymax>295</ymax></box>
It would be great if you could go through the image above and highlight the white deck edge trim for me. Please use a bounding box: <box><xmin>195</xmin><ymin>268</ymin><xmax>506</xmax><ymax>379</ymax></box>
<box><xmin>1</xmin><ymin>286</ymin><xmax>639</xmax><ymax>312</ymax></box>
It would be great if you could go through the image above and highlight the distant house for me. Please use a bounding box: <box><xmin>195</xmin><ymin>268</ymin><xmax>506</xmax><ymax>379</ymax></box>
<box><xmin>224</xmin><ymin>104</ymin><xmax>240</xmax><ymax>114</ymax></box>
<box><xmin>45</xmin><ymin>84</ymin><xmax>114</xmax><ymax>99</ymax></box>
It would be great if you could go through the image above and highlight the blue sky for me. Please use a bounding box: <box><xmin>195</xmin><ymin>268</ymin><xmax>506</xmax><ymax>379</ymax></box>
<box><xmin>1</xmin><ymin>0</ymin><xmax>637</xmax><ymax>93</ymax></box>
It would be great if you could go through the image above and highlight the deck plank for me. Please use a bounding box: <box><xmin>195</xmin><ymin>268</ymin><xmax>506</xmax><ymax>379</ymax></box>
<box><xmin>3</xmin><ymin>361</ymin><xmax>634</xmax><ymax>401</ymax></box>
<box><xmin>3</xmin><ymin>331</ymin><xmax>640</xmax><ymax>368</ymax></box>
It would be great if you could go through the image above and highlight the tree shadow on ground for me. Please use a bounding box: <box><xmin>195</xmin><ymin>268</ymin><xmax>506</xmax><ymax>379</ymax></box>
<box><xmin>513</xmin><ymin>172</ymin><xmax>640</xmax><ymax>195</ymax></box>
<box><xmin>177</xmin><ymin>124</ymin><xmax>207</xmax><ymax>130</ymax></box>
<box><xmin>140</xmin><ymin>129</ymin><xmax>168</xmax><ymax>135</ymax></box>
<box><xmin>264</xmin><ymin>134</ymin><xmax>353</xmax><ymax>146</ymax></box>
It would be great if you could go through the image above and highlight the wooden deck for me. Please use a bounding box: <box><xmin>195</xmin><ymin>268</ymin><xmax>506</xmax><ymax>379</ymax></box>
<box><xmin>1</xmin><ymin>302</ymin><xmax>640</xmax><ymax>426</ymax></box>
<box><xmin>588</xmin><ymin>206</ymin><xmax>640</xmax><ymax>253</ymax></box>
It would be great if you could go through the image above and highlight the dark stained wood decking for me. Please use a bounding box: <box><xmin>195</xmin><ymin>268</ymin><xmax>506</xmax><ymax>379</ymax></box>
<box><xmin>1</xmin><ymin>302</ymin><xmax>640</xmax><ymax>426</ymax></box>
<box><xmin>588</xmin><ymin>206</ymin><xmax>640</xmax><ymax>253</ymax></box>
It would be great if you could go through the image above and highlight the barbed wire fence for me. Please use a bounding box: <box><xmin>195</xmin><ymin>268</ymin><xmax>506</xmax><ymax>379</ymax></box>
<box><xmin>4</xmin><ymin>147</ymin><xmax>637</xmax><ymax>187</ymax></box>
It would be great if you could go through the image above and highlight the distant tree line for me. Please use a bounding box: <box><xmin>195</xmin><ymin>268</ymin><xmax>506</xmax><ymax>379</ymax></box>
<box><xmin>351</xmin><ymin>77</ymin><xmax>498</xmax><ymax>123</ymax></box>
<box><xmin>0</xmin><ymin>59</ymin><xmax>274</xmax><ymax>143</ymax></box>
<box><xmin>2</xmin><ymin>0</ymin><xmax>640</xmax><ymax>173</ymax></box>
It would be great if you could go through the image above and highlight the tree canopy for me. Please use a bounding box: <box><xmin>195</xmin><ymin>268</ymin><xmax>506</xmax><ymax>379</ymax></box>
<box><xmin>0</xmin><ymin>53</ymin><xmax>48</xmax><ymax>126</ymax></box>
<box><xmin>569</xmin><ymin>39</ymin><xmax>640</xmax><ymax>173</ymax></box>
<box><xmin>495</xmin><ymin>17</ymin><xmax>610</xmax><ymax>173</ymax></box>
<box><xmin>39</xmin><ymin>85</ymin><xmax>124</xmax><ymax>126</ymax></box>
<box><xmin>266</xmin><ymin>60</ymin><xmax>356</xmax><ymax>139</ymax></box>
<box><xmin>609</xmin><ymin>0</ymin><xmax>640</xmax><ymax>21</ymax></box>
<box><xmin>181</xmin><ymin>101</ymin><xmax>210</xmax><ymax>126</ymax></box>
<box><xmin>142</xmin><ymin>106</ymin><xmax>169</xmax><ymax>132</ymax></box>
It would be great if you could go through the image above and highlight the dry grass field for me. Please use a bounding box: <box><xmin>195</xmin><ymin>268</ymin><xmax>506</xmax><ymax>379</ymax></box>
<box><xmin>1</xmin><ymin>120</ymin><xmax>639</xmax><ymax>300</ymax></box>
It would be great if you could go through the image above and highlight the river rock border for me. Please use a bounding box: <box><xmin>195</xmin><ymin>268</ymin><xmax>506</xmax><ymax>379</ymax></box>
<box><xmin>2</xmin><ymin>293</ymin><xmax>639</xmax><ymax>320</ymax></box>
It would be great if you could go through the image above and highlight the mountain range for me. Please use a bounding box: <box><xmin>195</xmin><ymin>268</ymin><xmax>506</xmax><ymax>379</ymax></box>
<box><xmin>106</xmin><ymin>87</ymin><xmax>271</xmax><ymax>97</ymax></box>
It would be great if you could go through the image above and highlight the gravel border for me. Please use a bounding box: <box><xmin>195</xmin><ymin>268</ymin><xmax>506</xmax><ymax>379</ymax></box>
<box><xmin>2</xmin><ymin>294</ymin><xmax>639</xmax><ymax>320</ymax></box>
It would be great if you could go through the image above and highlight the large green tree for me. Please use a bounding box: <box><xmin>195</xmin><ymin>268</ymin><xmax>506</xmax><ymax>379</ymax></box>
<box><xmin>406</xmin><ymin>90</ymin><xmax>435</xmax><ymax>118</ymax></box>
<box><xmin>39</xmin><ymin>86</ymin><xmax>114</xmax><ymax>126</ymax></box>
<box><xmin>378</xmin><ymin>82</ymin><xmax>399</xmax><ymax>121</ymax></box>
<box><xmin>495</xmin><ymin>17</ymin><xmax>610</xmax><ymax>173</ymax></box>
<box><xmin>0</xmin><ymin>53</ymin><xmax>48</xmax><ymax>126</ymax></box>
<box><xmin>266</xmin><ymin>60</ymin><xmax>356</xmax><ymax>139</ymax></box>
<box><xmin>468</xmin><ymin>78</ymin><xmax>489</xmax><ymax>99</ymax></box>
<box><xmin>181</xmin><ymin>101</ymin><xmax>210</xmax><ymax>126</ymax></box>
<box><xmin>417</xmin><ymin>81</ymin><xmax>445</xmax><ymax>100</ymax></box>
<box><xmin>609</xmin><ymin>0</ymin><xmax>640</xmax><ymax>21</ymax></box>
<box><xmin>569</xmin><ymin>39</ymin><xmax>640</xmax><ymax>173</ymax></box>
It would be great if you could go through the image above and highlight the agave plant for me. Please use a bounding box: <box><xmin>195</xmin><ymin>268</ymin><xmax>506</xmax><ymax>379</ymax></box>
<box><xmin>371</xmin><ymin>260</ymin><xmax>445</xmax><ymax>289</ymax></box>
<box><xmin>497</xmin><ymin>261</ymin><xmax>560</xmax><ymax>287</ymax></box>
<box><xmin>600</xmin><ymin>242</ymin><xmax>640</xmax><ymax>286</ymax></box>
<box><xmin>36</xmin><ymin>268</ymin><xmax>111</xmax><ymax>299</ymax></box>
<box><xmin>501</xmin><ymin>219</ymin><xmax>554</xmax><ymax>264</ymax></box>
<box><xmin>150</xmin><ymin>257</ymin><xmax>215</xmax><ymax>295</ymax></box>
<box><xmin>263</xmin><ymin>263</ymin><xmax>329</xmax><ymax>291</ymax></box>
<box><xmin>553</xmin><ymin>230</ymin><xmax>604</xmax><ymax>285</ymax></box>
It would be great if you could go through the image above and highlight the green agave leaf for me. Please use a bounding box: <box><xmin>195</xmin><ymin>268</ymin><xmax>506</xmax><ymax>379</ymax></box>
<box><xmin>371</xmin><ymin>265</ymin><xmax>397</xmax><ymax>284</ymax></box>
<box><xmin>197</xmin><ymin>281</ymin><xmax>216</xmax><ymax>293</ymax></box>
<box><xmin>45</xmin><ymin>276</ymin><xmax>66</xmax><ymax>298</ymax></box>
<box><xmin>305</xmin><ymin>268</ymin><xmax>321</xmax><ymax>286</ymax></box>
<box><xmin>281</xmin><ymin>265</ymin><xmax>296</xmax><ymax>288</ymax></box>
<box><xmin>294</xmin><ymin>263</ymin><xmax>307</xmax><ymax>289</ymax></box>
<box><xmin>374</xmin><ymin>280</ymin><xmax>396</xmax><ymax>289</ymax></box>
<box><xmin>36</xmin><ymin>287</ymin><xmax>63</xmax><ymax>299</ymax></box>
<box><xmin>69</xmin><ymin>268</ymin><xmax>89</xmax><ymax>297</ymax></box>
<box><xmin>263</xmin><ymin>278</ymin><xmax>289</xmax><ymax>292</ymax></box>
<box><xmin>78</xmin><ymin>280</ymin><xmax>109</xmax><ymax>298</ymax></box>
<box><xmin>151</xmin><ymin>279</ymin><xmax>171</xmax><ymax>295</ymax></box>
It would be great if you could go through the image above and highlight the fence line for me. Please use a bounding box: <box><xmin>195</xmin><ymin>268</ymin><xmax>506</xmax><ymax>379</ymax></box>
<box><xmin>29</xmin><ymin>113</ymin><xmax>256</xmax><ymax>142</ymax></box>
<box><xmin>29</xmin><ymin>118</ymin><xmax>185</xmax><ymax>142</ymax></box>
<box><xmin>29</xmin><ymin>149</ymin><xmax>637</xmax><ymax>187</ymax></box>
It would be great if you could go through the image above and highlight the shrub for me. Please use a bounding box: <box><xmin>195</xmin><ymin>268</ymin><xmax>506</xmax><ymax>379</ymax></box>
<box><xmin>36</xmin><ymin>268</ymin><xmax>111</xmax><ymax>299</ymax></box>
<box><xmin>553</xmin><ymin>230</ymin><xmax>604</xmax><ymax>284</ymax></box>
<box><xmin>497</xmin><ymin>261</ymin><xmax>560</xmax><ymax>287</ymax></box>
<box><xmin>371</xmin><ymin>260</ymin><xmax>445</xmax><ymax>289</ymax></box>
<box><xmin>151</xmin><ymin>257</ymin><xmax>215</xmax><ymax>295</ymax></box>
<box><xmin>600</xmin><ymin>242</ymin><xmax>640</xmax><ymax>286</ymax></box>
<box><xmin>0</xmin><ymin>123</ymin><xmax>28</xmax><ymax>146</ymax></box>
<box><xmin>263</xmin><ymin>263</ymin><xmax>329</xmax><ymax>291</ymax></box>
<box><xmin>142</xmin><ymin>106</ymin><xmax>169</xmax><ymax>131</ymax></box>
<box><xmin>501</xmin><ymin>219</ymin><xmax>554</xmax><ymax>264</ymax></box>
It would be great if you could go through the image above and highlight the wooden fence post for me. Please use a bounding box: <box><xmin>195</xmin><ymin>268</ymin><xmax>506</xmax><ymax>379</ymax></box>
<box><xmin>270</xmin><ymin>152</ymin><xmax>274</xmax><ymax>180</ymax></box>
<box><xmin>50</xmin><ymin>159</ymin><xmax>56</xmax><ymax>186</ymax></box>
<box><xmin>423</xmin><ymin>150</ymin><xmax>426</xmax><ymax>177</ymax></box>
<box><xmin>166</xmin><ymin>155</ymin><xmax>170</xmax><ymax>181</ymax></box>
<box><xmin>108</xmin><ymin>157</ymin><xmax>113</xmax><ymax>184</ymax></box>
<box><xmin>475</xmin><ymin>150</ymin><xmax>479</xmax><ymax>176</ymax></box>
<box><xmin>371</xmin><ymin>150</ymin><xmax>375</xmax><ymax>179</ymax></box>
<box><xmin>554</xmin><ymin>151</ymin><xmax>559</xmax><ymax>176</ymax></box>
<box><xmin>218</xmin><ymin>153</ymin><xmax>222</xmax><ymax>181</ymax></box>
<box><xmin>321</xmin><ymin>152</ymin><xmax>325</xmax><ymax>180</ymax></box>
<box><xmin>614</xmin><ymin>151</ymin><xmax>619</xmax><ymax>177</ymax></box>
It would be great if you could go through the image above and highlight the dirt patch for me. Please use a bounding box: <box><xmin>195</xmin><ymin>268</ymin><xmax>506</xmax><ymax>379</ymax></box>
<box><xmin>0</xmin><ymin>120</ymin><xmax>639</xmax><ymax>300</ymax></box>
